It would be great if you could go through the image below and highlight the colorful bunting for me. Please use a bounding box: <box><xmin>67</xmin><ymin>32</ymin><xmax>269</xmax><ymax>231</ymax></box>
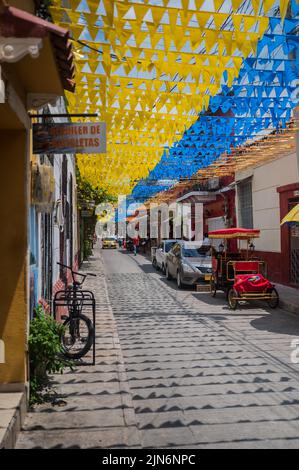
<box><xmin>48</xmin><ymin>0</ymin><xmax>298</xmax><ymax>199</ymax></box>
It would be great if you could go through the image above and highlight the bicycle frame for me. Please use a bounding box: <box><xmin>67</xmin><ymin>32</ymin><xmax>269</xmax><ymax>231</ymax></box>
<box><xmin>52</xmin><ymin>262</ymin><xmax>97</xmax><ymax>364</ymax></box>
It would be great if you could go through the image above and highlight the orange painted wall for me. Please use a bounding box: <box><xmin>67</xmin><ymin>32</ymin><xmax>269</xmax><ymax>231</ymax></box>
<box><xmin>0</xmin><ymin>130</ymin><xmax>28</xmax><ymax>386</ymax></box>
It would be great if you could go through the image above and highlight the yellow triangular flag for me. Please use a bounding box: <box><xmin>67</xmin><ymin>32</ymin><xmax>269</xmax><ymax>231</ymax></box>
<box><xmin>88</xmin><ymin>25</ymin><xmax>100</xmax><ymax>41</ymax></box>
<box><xmin>116</xmin><ymin>1</ymin><xmax>131</xmax><ymax>18</ymax></box>
<box><xmin>189</xmin><ymin>29</ymin><xmax>203</xmax><ymax>49</ymax></box>
<box><xmin>147</xmin><ymin>27</ymin><xmax>162</xmax><ymax>48</ymax></box>
<box><xmin>213</xmin><ymin>13</ymin><xmax>229</xmax><ymax>30</ymax></box>
<box><xmin>243</xmin><ymin>15</ymin><xmax>257</xmax><ymax>32</ymax></box>
<box><xmin>102</xmin><ymin>62</ymin><xmax>111</xmax><ymax>77</ymax></box>
<box><xmin>134</xmin><ymin>3</ymin><xmax>148</xmax><ymax>23</ymax></box>
<box><xmin>70</xmin><ymin>0</ymin><xmax>83</xmax><ymax>11</ymax></box>
<box><xmin>280</xmin><ymin>0</ymin><xmax>289</xmax><ymax>20</ymax></box>
<box><xmin>205</xmin><ymin>31</ymin><xmax>218</xmax><ymax>52</ymax></box>
<box><xmin>232</xmin><ymin>14</ymin><xmax>243</xmax><ymax>31</ymax></box>
<box><xmin>213</xmin><ymin>0</ymin><xmax>224</xmax><ymax>10</ymax></box>
<box><xmin>69</xmin><ymin>24</ymin><xmax>85</xmax><ymax>39</ymax></box>
<box><xmin>258</xmin><ymin>17</ymin><xmax>269</xmax><ymax>36</ymax></box>
<box><xmin>87</xmin><ymin>0</ymin><xmax>100</xmax><ymax>14</ymax></box>
<box><xmin>263</xmin><ymin>0</ymin><xmax>276</xmax><ymax>14</ymax></box>
<box><xmin>231</xmin><ymin>0</ymin><xmax>244</xmax><ymax>11</ymax></box>
<box><xmin>118</xmin><ymin>29</ymin><xmax>132</xmax><ymax>46</ymax></box>
<box><xmin>168</xmin><ymin>8</ymin><xmax>179</xmax><ymax>33</ymax></box>
<box><xmin>151</xmin><ymin>6</ymin><xmax>165</xmax><ymax>27</ymax></box>
<box><xmin>66</xmin><ymin>10</ymin><xmax>81</xmax><ymax>23</ymax></box>
<box><xmin>102</xmin><ymin>0</ymin><xmax>114</xmax><ymax>26</ymax></box>
<box><xmin>196</xmin><ymin>12</ymin><xmax>211</xmax><ymax>28</ymax></box>
<box><xmin>180</xmin><ymin>11</ymin><xmax>193</xmax><ymax>30</ymax></box>
<box><xmin>181</xmin><ymin>0</ymin><xmax>190</xmax><ymax>12</ymax></box>
<box><xmin>84</xmin><ymin>12</ymin><xmax>99</xmax><ymax>25</ymax></box>
<box><xmin>251</xmin><ymin>0</ymin><xmax>261</xmax><ymax>16</ymax></box>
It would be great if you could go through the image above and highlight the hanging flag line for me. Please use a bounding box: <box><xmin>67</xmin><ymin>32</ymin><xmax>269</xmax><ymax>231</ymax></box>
<box><xmin>48</xmin><ymin>0</ymin><xmax>298</xmax><ymax>197</ymax></box>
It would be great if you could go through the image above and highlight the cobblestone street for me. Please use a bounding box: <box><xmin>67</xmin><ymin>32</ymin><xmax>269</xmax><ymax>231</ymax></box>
<box><xmin>16</xmin><ymin>247</ymin><xmax>299</xmax><ymax>449</ymax></box>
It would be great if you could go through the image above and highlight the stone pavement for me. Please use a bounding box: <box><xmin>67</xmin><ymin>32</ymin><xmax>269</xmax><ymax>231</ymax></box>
<box><xmin>16</xmin><ymin>247</ymin><xmax>299</xmax><ymax>449</ymax></box>
<box><xmin>16</xmin><ymin>249</ymin><xmax>140</xmax><ymax>449</ymax></box>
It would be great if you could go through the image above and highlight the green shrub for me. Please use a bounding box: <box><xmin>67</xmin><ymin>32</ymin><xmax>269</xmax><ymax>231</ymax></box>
<box><xmin>29</xmin><ymin>305</ymin><xmax>72</xmax><ymax>405</ymax></box>
<box><xmin>83</xmin><ymin>239</ymin><xmax>93</xmax><ymax>259</ymax></box>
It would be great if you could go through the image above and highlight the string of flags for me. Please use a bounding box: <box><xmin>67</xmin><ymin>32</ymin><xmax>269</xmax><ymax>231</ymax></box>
<box><xmin>132</xmin><ymin>4</ymin><xmax>299</xmax><ymax>200</ymax></box>
<box><xmin>48</xmin><ymin>0</ymin><xmax>299</xmax><ymax>198</ymax></box>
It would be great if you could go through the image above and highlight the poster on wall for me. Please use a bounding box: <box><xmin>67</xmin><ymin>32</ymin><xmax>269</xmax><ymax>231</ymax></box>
<box><xmin>33</xmin><ymin>122</ymin><xmax>106</xmax><ymax>154</ymax></box>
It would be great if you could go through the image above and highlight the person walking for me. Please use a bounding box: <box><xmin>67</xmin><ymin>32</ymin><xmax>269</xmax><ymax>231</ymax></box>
<box><xmin>133</xmin><ymin>235</ymin><xmax>139</xmax><ymax>256</ymax></box>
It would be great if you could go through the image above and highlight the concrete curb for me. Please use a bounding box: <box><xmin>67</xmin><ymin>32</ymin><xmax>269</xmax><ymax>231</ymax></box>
<box><xmin>279</xmin><ymin>299</ymin><xmax>299</xmax><ymax>316</ymax></box>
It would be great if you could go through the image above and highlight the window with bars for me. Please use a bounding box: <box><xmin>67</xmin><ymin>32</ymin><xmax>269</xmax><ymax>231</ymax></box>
<box><xmin>238</xmin><ymin>178</ymin><xmax>253</xmax><ymax>229</ymax></box>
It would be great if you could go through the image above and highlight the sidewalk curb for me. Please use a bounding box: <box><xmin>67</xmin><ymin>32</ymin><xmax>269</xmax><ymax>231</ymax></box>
<box><xmin>279</xmin><ymin>299</ymin><xmax>299</xmax><ymax>316</ymax></box>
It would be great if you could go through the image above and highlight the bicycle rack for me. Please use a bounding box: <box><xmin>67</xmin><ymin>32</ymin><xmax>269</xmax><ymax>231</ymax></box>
<box><xmin>53</xmin><ymin>289</ymin><xmax>96</xmax><ymax>366</ymax></box>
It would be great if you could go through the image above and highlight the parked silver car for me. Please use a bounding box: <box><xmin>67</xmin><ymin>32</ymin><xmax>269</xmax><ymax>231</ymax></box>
<box><xmin>165</xmin><ymin>242</ymin><xmax>212</xmax><ymax>288</ymax></box>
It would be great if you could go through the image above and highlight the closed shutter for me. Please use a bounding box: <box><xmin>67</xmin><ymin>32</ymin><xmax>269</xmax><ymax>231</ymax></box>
<box><xmin>238</xmin><ymin>178</ymin><xmax>253</xmax><ymax>229</ymax></box>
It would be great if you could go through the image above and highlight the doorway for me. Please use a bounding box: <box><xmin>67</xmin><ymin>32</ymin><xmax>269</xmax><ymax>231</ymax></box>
<box><xmin>289</xmin><ymin>198</ymin><xmax>299</xmax><ymax>286</ymax></box>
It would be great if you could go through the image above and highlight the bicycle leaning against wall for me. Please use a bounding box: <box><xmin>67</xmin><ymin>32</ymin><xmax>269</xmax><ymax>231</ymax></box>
<box><xmin>53</xmin><ymin>262</ymin><xmax>96</xmax><ymax>360</ymax></box>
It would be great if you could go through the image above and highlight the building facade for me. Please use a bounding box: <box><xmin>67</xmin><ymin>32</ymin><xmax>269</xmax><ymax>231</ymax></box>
<box><xmin>0</xmin><ymin>0</ymin><xmax>74</xmax><ymax>391</ymax></box>
<box><xmin>29</xmin><ymin>99</ymin><xmax>78</xmax><ymax>318</ymax></box>
<box><xmin>235</xmin><ymin>150</ymin><xmax>299</xmax><ymax>286</ymax></box>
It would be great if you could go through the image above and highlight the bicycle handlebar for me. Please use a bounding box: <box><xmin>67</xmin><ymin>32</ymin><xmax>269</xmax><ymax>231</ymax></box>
<box><xmin>57</xmin><ymin>262</ymin><xmax>97</xmax><ymax>281</ymax></box>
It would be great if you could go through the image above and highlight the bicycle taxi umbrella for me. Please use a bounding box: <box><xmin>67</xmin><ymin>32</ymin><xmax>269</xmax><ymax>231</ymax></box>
<box><xmin>208</xmin><ymin>227</ymin><xmax>260</xmax><ymax>240</ymax></box>
<box><xmin>280</xmin><ymin>204</ymin><xmax>299</xmax><ymax>226</ymax></box>
<box><xmin>207</xmin><ymin>228</ymin><xmax>279</xmax><ymax>310</ymax></box>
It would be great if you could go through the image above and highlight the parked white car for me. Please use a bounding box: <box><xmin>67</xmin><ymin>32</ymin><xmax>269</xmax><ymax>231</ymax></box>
<box><xmin>154</xmin><ymin>240</ymin><xmax>177</xmax><ymax>273</ymax></box>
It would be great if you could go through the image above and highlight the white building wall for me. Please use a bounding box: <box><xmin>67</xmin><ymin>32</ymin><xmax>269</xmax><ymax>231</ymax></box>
<box><xmin>52</xmin><ymin>152</ymin><xmax>62</xmax><ymax>284</ymax></box>
<box><xmin>236</xmin><ymin>152</ymin><xmax>299</xmax><ymax>253</ymax></box>
<box><xmin>49</xmin><ymin>97</ymin><xmax>78</xmax><ymax>286</ymax></box>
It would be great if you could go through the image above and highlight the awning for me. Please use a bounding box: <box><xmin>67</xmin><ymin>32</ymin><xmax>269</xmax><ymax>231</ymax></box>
<box><xmin>0</xmin><ymin>5</ymin><xmax>75</xmax><ymax>92</ymax></box>
<box><xmin>176</xmin><ymin>191</ymin><xmax>217</xmax><ymax>204</ymax></box>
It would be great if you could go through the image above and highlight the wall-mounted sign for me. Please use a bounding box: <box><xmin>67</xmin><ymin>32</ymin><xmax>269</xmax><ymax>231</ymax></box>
<box><xmin>33</xmin><ymin>122</ymin><xmax>106</xmax><ymax>154</ymax></box>
<box><xmin>31</xmin><ymin>163</ymin><xmax>55</xmax><ymax>212</ymax></box>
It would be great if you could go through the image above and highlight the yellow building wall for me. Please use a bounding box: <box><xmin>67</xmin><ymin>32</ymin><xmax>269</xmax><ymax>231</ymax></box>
<box><xmin>0</xmin><ymin>130</ymin><xmax>28</xmax><ymax>386</ymax></box>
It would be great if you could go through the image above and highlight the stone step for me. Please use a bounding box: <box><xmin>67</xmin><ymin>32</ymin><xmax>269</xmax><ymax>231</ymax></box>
<box><xmin>0</xmin><ymin>392</ymin><xmax>26</xmax><ymax>449</ymax></box>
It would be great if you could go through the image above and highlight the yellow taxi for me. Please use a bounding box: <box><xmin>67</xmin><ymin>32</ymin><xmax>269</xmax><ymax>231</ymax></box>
<box><xmin>102</xmin><ymin>237</ymin><xmax>117</xmax><ymax>249</ymax></box>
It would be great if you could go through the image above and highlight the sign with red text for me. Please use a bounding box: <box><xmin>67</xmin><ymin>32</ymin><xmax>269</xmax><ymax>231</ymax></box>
<box><xmin>33</xmin><ymin>122</ymin><xmax>106</xmax><ymax>154</ymax></box>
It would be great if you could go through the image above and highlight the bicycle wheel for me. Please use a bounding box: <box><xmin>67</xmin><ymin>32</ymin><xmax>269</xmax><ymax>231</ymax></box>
<box><xmin>267</xmin><ymin>287</ymin><xmax>279</xmax><ymax>309</ymax></box>
<box><xmin>62</xmin><ymin>314</ymin><xmax>94</xmax><ymax>359</ymax></box>
<box><xmin>228</xmin><ymin>288</ymin><xmax>238</xmax><ymax>310</ymax></box>
<box><xmin>210</xmin><ymin>274</ymin><xmax>217</xmax><ymax>297</ymax></box>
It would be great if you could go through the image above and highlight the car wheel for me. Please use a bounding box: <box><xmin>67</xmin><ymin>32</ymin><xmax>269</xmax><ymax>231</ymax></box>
<box><xmin>166</xmin><ymin>265</ymin><xmax>172</xmax><ymax>280</ymax></box>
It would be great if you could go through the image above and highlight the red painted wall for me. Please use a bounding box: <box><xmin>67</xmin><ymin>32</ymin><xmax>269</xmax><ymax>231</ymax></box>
<box><xmin>277</xmin><ymin>182</ymin><xmax>299</xmax><ymax>286</ymax></box>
